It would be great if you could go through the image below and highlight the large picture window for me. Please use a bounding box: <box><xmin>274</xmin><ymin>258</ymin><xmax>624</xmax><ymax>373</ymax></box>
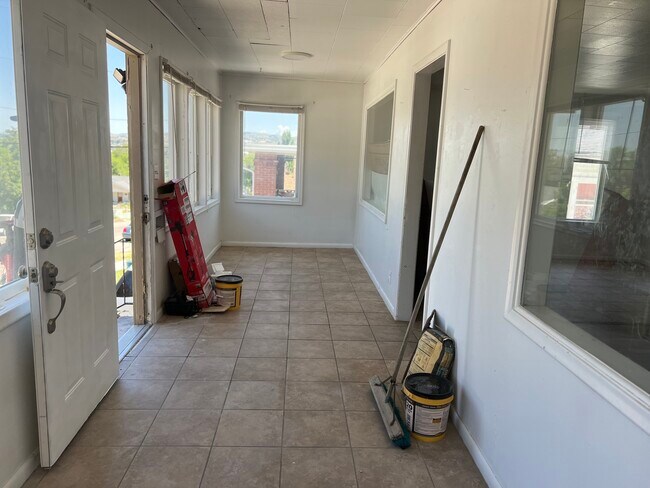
<box><xmin>522</xmin><ymin>0</ymin><xmax>650</xmax><ymax>392</ymax></box>
<box><xmin>238</xmin><ymin>103</ymin><xmax>304</xmax><ymax>204</ymax></box>
<box><xmin>361</xmin><ymin>91</ymin><xmax>394</xmax><ymax>217</ymax></box>
<box><xmin>0</xmin><ymin>0</ymin><xmax>26</xmax><ymax>297</ymax></box>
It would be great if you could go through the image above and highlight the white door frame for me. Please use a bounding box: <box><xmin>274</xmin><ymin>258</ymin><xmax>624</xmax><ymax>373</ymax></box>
<box><xmin>95</xmin><ymin>8</ymin><xmax>154</xmax><ymax>328</ymax></box>
<box><xmin>395</xmin><ymin>40</ymin><xmax>450</xmax><ymax>321</ymax></box>
<box><xmin>105</xmin><ymin>33</ymin><xmax>154</xmax><ymax>356</ymax></box>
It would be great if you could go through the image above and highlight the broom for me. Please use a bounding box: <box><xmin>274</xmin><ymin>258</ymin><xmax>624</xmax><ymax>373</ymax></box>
<box><xmin>369</xmin><ymin>125</ymin><xmax>485</xmax><ymax>448</ymax></box>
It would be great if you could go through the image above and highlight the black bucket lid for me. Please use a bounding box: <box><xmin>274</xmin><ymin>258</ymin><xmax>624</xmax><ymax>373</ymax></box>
<box><xmin>215</xmin><ymin>274</ymin><xmax>243</xmax><ymax>284</ymax></box>
<box><xmin>404</xmin><ymin>373</ymin><xmax>453</xmax><ymax>399</ymax></box>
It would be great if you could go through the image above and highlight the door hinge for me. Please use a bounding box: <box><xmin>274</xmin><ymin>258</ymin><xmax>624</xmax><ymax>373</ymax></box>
<box><xmin>29</xmin><ymin>267</ymin><xmax>38</xmax><ymax>283</ymax></box>
<box><xmin>26</xmin><ymin>233</ymin><xmax>36</xmax><ymax>250</ymax></box>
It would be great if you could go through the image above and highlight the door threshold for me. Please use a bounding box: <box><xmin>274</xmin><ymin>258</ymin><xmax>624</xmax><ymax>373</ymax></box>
<box><xmin>118</xmin><ymin>323</ymin><xmax>151</xmax><ymax>360</ymax></box>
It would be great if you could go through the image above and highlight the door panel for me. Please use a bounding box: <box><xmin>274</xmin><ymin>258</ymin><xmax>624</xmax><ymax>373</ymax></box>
<box><xmin>83</xmin><ymin>101</ymin><xmax>105</xmax><ymax>229</ymax></box>
<box><xmin>21</xmin><ymin>0</ymin><xmax>118</xmax><ymax>466</ymax></box>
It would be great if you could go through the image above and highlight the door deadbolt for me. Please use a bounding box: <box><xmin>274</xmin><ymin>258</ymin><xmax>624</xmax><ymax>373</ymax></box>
<box><xmin>39</xmin><ymin>228</ymin><xmax>54</xmax><ymax>249</ymax></box>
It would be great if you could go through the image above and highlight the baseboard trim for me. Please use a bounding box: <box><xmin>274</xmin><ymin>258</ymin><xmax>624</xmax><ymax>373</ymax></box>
<box><xmin>221</xmin><ymin>241</ymin><xmax>354</xmax><ymax>249</ymax></box>
<box><xmin>353</xmin><ymin>246</ymin><xmax>397</xmax><ymax>318</ymax></box>
<box><xmin>205</xmin><ymin>241</ymin><xmax>222</xmax><ymax>261</ymax></box>
<box><xmin>3</xmin><ymin>449</ymin><xmax>39</xmax><ymax>488</ymax></box>
<box><xmin>451</xmin><ymin>409</ymin><xmax>502</xmax><ymax>488</ymax></box>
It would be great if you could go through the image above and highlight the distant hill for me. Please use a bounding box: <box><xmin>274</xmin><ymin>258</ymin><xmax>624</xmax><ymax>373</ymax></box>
<box><xmin>243</xmin><ymin>132</ymin><xmax>282</xmax><ymax>145</ymax></box>
<box><xmin>110</xmin><ymin>133</ymin><xmax>129</xmax><ymax>148</ymax></box>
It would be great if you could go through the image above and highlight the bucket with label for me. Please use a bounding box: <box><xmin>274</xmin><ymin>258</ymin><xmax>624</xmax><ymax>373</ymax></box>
<box><xmin>214</xmin><ymin>275</ymin><xmax>243</xmax><ymax>310</ymax></box>
<box><xmin>402</xmin><ymin>373</ymin><xmax>453</xmax><ymax>442</ymax></box>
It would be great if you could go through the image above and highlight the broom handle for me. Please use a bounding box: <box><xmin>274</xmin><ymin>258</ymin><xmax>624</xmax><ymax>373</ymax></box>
<box><xmin>385</xmin><ymin>125</ymin><xmax>485</xmax><ymax>402</ymax></box>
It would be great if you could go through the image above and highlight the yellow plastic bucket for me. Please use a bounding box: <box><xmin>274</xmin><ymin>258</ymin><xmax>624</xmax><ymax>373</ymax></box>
<box><xmin>214</xmin><ymin>275</ymin><xmax>243</xmax><ymax>310</ymax></box>
<box><xmin>402</xmin><ymin>373</ymin><xmax>454</xmax><ymax>442</ymax></box>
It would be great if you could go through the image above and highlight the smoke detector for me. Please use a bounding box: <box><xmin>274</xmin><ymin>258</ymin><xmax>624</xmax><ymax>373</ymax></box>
<box><xmin>281</xmin><ymin>50</ymin><xmax>313</xmax><ymax>61</ymax></box>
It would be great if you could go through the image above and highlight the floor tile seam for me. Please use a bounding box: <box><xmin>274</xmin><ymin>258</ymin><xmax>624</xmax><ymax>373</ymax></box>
<box><xmin>197</xmin><ymin>444</ymin><xmax>213</xmax><ymax>488</ymax></box>
<box><xmin>115</xmin><ymin>442</ymin><xmax>141</xmax><ymax>488</ymax></box>
<box><xmin>341</xmin><ymin>404</ymin><xmax>361</xmax><ymax>488</ymax></box>
<box><xmin>200</xmin><ymin>390</ymin><xmax>226</xmax><ymax>487</ymax></box>
<box><xmin>278</xmin><ymin>346</ymin><xmax>291</xmax><ymax>488</ymax></box>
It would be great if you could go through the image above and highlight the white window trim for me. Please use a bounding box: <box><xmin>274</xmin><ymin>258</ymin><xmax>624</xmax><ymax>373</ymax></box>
<box><xmin>504</xmin><ymin>0</ymin><xmax>650</xmax><ymax>435</ymax></box>
<box><xmin>235</xmin><ymin>103</ymin><xmax>305</xmax><ymax>206</ymax></box>
<box><xmin>357</xmin><ymin>82</ymin><xmax>397</xmax><ymax>224</ymax></box>
<box><xmin>0</xmin><ymin>282</ymin><xmax>29</xmax><ymax>333</ymax></box>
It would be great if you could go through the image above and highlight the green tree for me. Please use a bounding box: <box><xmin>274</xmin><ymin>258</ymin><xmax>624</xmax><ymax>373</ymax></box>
<box><xmin>0</xmin><ymin>128</ymin><xmax>22</xmax><ymax>214</ymax></box>
<box><xmin>243</xmin><ymin>151</ymin><xmax>255</xmax><ymax>170</ymax></box>
<box><xmin>280</xmin><ymin>128</ymin><xmax>295</xmax><ymax>145</ymax></box>
<box><xmin>111</xmin><ymin>147</ymin><xmax>130</xmax><ymax>176</ymax></box>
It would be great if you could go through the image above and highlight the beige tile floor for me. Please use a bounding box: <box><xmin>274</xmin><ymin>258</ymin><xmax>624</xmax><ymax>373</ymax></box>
<box><xmin>24</xmin><ymin>247</ymin><xmax>486</xmax><ymax>488</ymax></box>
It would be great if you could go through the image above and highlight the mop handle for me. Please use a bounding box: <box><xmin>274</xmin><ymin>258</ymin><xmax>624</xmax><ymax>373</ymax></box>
<box><xmin>385</xmin><ymin>125</ymin><xmax>485</xmax><ymax>401</ymax></box>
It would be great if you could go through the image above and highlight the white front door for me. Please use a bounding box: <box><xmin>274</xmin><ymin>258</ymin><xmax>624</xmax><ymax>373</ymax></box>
<box><xmin>20</xmin><ymin>0</ymin><xmax>118</xmax><ymax>466</ymax></box>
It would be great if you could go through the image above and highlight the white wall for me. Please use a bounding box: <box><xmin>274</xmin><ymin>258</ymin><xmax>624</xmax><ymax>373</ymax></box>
<box><xmin>220</xmin><ymin>74</ymin><xmax>363</xmax><ymax>247</ymax></box>
<box><xmin>354</xmin><ymin>0</ymin><xmax>649</xmax><ymax>487</ymax></box>
<box><xmin>0</xmin><ymin>299</ymin><xmax>38</xmax><ymax>488</ymax></box>
<box><xmin>0</xmin><ymin>0</ymin><xmax>223</xmax><ymax>485</ymax></box>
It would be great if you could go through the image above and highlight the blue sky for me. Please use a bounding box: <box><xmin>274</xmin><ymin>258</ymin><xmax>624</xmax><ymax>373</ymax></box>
<box><xmin>244</xmin><ymin>110</ymin><xmax>298</xmax><ymax>137</ymax></box>
<box><xmin>107</xmin><ymin>43</ymin><xmax>128</xmax><ymax>135</ymax></box>
<box><xmin>0</xmin><ymin>0</ymin><xmax>17</xmax><ymax>133</ymax></box>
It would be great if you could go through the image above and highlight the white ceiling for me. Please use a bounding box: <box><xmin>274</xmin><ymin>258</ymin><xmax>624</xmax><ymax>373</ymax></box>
<box><xmin>175</xmin><ymin>0</ymin><xmax>436</xmax><ymax>82</ymax></box>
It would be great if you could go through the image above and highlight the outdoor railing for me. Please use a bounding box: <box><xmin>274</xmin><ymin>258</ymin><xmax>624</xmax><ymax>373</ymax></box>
<box><xmin>115</xmin><ymin>237</ymin><xmax>132</xmax><ymax>310</ymax></box>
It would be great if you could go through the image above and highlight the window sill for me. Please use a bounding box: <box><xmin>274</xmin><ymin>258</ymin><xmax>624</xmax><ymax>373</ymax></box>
<box><xmin>0</xmin><ymin>287</ymin><xmax>30</xmax><ymax>334</ymax></box>
<box><xmin>504</xmin><ymin>304</ymin><xmax>650</xmax><ymax>435</ymax></box>
<box><xmin>235</xmin><ymin>196</ymin><xmax>303</xmax><ymax>206</ymax></box>
<box><xmin>193</xmin><ymin>198</ymin><xmax>220</xmax><ymax>216</ymax></box>
<box><xmin>359</xmin><ymin>199</ymin><xmax>387</xmax><ymax>223</ymax></box>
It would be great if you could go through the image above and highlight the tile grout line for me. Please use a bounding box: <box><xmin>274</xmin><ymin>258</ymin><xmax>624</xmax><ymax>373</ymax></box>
<box><xmin>115</xmin><ymin>332</ymin><xmax>190</xmax><ymax>487</ymax></box>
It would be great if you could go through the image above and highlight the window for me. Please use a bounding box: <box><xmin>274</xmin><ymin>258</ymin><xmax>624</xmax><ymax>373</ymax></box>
<box><xmin>361</xmin><ymin>91</ymin><xmax>394</xmax><ymax>217</ymax></box>
<box><xmin>238</xmin><ymin>103</ymin><xmax>304</xmax><ymax>204</ymax></box>
<box><xmin>210</xmin><ymin>102</ymin><xmax>220</xmax><ymax>202</ymax></box>
<box><xmin>162</xmin><ymin>77</ymin><xmax>175</xmax><ymax>181</ymax></box>
<box><xmin>522</xmin><ymin>0</ymin><xmax>650</xmax><ymax>392</ymax></box>
<box><xmin>204</xmin><ymin>99</ymin><xmax>212</xmax><ymax>200</ymax></box>
<box><xmin>161</xmin><ymin>61</ymin><xmax>221</xmax><ymax>208</ymax></box>
<box><xmin>187</xmin><ymin>91</ymin><xmax>197</xmax><ymax>204</ymax></box>
<box><xmin>0</xmin><ymin>0</ymin><xmax>26</xmax><ymax>296</ymax></box>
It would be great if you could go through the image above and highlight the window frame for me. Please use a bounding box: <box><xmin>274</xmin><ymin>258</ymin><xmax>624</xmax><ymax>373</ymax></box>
<box><xmin>160</xmin><ymin>61</ymin><xmax>221</xmax><ymax>212</ymax></box>
<box><xmin>358</xmin><ymin>83</ymin><xmax>397</xmax><ymax>223</ymax></box>
<box><xmin>236</xmin><ymin>103</ymin><xmax>305</xmax><ymax>206</ymax></box>
<box><xmin>504</xmin><ymin>0</ymin><xmax>650</xmax><ymax>433</ymax></box>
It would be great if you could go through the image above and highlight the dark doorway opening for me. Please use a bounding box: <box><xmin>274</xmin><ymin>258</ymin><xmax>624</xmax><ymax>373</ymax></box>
<box><xmin>414</xmin><ymin>69</ymin><xmax>444</xmax><ymax>305</ymax></box>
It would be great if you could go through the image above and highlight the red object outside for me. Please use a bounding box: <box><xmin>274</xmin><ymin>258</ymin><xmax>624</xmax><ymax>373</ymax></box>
<box><xmin>158</xmin><ymin>179</ymin><xmax>215</xmax><ymax>308</ymax></box>
<box><xmin>2</xmin><ymin>253</ymin><xmax>13</xmax><ymax>282</ymax></box>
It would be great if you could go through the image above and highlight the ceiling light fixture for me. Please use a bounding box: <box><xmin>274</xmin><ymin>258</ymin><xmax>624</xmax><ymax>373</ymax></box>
<box><xmin>281</xmin><ymin>50</ymin><xmax>313</xmax><ymax>61</ymax></box>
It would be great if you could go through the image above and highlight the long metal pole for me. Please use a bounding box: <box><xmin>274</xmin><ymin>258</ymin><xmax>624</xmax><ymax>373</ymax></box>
<box><xmin>384</xmin><ymin>125</ymin><xmax>485</xmax><ymax>401</ymax></box>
